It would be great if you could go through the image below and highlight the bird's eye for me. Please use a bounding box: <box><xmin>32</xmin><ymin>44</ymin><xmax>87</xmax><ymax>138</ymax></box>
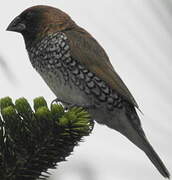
<box><xmin>25</xmin><ymin>12</ymin><xmax>34</xmax><ymax>20</ymax></box>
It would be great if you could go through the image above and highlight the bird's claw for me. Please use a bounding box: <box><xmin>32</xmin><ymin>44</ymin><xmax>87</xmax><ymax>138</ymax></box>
<box><xmin>51</xmin><ymin>98</ymin><xmax>95</xmax><ymax>110</ymax></box>
<box><xmin>51</xmin><ymin>98</ymin><xmax>71</xmax><ymax>106</ymax></box>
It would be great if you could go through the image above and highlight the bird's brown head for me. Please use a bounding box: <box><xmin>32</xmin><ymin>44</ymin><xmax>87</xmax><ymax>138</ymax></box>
<box><xmin>7</xmin><ymin>5</ymin><xmax>76</xmax><ymax>48</ymax></box>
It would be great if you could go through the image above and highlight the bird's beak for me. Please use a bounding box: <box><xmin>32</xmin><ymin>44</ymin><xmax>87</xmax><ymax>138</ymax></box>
<box><xmin>6</xmin><ymin>16</ymin><xmax>26</xmax><ymax>33</ymax></box>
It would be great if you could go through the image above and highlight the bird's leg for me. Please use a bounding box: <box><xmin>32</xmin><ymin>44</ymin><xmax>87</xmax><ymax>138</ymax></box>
<box><xmin>51</xmin><ymin>97</ymin><xmax>71</xmax><ymax>106</ymax></box>
<box><xmin>51</xmin><ymin>98</ymin><xmax>95</xmax><ymax>110</ymax></box>
<box><xmin>52</xmin><ymin>98</ymin><xmax>95</xmax><ymax>131</ymax></box>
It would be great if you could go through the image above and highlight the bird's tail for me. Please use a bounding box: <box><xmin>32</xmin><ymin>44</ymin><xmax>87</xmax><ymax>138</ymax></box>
<box><xmin>142</xmin><ymin>137</ymin><xmax>170</xmax><ymax>178</ymax></box>
<box><xmin>120</xmin><ymin>107</ymin><xmax>170</xmax><ymax>179</ymax></box>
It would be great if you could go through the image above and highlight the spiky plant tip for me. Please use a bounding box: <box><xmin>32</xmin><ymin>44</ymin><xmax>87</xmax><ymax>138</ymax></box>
<box><xmin>0</xmin><ymin>96</ymin><xmax>94</xmax><ymax>180</ymax></box>
<box><xmin>0</xmin><ymin>96</ymin><xmax>14</xmax><ymax>111</ymax></box>
<box><xmin>33</xmin><ymin>97</ymin><xmax>48</xmax><ymax>112</ymax></box>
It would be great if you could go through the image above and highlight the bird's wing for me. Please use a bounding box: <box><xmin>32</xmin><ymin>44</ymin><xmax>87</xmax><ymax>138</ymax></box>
<box><xmin>65</xmin><ymin>28</ymin><xmax>139</xmax><ymax>108</ymax></box>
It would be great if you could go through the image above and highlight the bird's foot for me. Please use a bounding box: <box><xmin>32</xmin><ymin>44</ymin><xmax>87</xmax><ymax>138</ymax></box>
<box><xmin>51</xmin><ymin>98</ymin><xmax>71</xmax><ymax>106</ymax></box>
<box><xmin>51</xmin><ymin>98</ymin><xmax>95</xmax><ymax>110</ymax></box>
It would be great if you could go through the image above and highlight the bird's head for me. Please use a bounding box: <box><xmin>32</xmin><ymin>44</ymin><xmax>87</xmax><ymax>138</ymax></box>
<box><xmin>7</xmin><ymin>5</ymin><xmax>75</xmax><ymax>47</ymax></box>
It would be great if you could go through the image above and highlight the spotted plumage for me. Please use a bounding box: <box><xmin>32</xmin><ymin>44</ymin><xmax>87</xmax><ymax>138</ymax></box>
<box><xmin>28</xmin><ymin>32</ymin><xmax>123</xmax><ymax>111</ymax></box>
<box><xmin>7</xmin><ymin>5</ymin><xmax>170</xmax><ymax>178</ymax></box>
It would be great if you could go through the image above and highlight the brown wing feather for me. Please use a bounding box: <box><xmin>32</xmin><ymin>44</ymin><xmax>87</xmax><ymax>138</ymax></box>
<box><xmin>65</xmin><ymin>27</ymin><xmax>139</xmax><ymax>108</ymax></box>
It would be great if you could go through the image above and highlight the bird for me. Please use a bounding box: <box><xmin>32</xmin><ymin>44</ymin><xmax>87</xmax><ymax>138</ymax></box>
<box><xmin>7</xmin><ymin>5</ymin><xmax>170</xmax><ymax>178</ymax></box>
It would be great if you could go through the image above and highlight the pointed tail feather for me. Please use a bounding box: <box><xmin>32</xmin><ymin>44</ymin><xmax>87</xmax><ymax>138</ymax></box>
<box><xmin>121</xmin><ymin>119</ymin><xmax>170</xmax><ymax>178</ymax></box>
<box><xmin>123</xmin><ymin>126</ymin><xmax>170</xmax><ymax>178</ymax></box>
<box><xmin>143</xmin><ymin>137</ymin><xmax>170</xmax><ymax>179</ymax></box>
<box><xmin>106</xmin><ymin>102</ymin><xmax>170</xmax><ymax>178</ymax></box>
<box><xmin>121</xmin><ymin>103</ymin><xmax>170</xmax><ymax>178</ymax></box>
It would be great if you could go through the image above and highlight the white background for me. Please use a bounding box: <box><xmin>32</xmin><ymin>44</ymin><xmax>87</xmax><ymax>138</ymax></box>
<box><xmin>0</xmin><ymin>0</ymin><xmax>172</xmax><ymax>180</ymax></box>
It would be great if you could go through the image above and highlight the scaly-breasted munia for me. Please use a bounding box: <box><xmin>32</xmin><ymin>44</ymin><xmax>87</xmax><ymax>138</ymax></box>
<box><xmin>7</xmin><ymin>5</ymin><xmax>170</xmax><ymax>178</ymax></box>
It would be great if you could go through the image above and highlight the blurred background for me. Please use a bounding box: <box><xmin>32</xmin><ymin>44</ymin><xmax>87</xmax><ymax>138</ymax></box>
<box><xmin>0</xmin><ymin>0</ymin><xmax>172</xmax><ymax>179</ymax></box>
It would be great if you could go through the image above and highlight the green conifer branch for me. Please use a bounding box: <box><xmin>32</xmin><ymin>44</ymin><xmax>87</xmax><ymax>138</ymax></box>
<box><xmin>0</xmin><ymin>97</ymin><xmax>94</xmax><ymax>180</ymax></box>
